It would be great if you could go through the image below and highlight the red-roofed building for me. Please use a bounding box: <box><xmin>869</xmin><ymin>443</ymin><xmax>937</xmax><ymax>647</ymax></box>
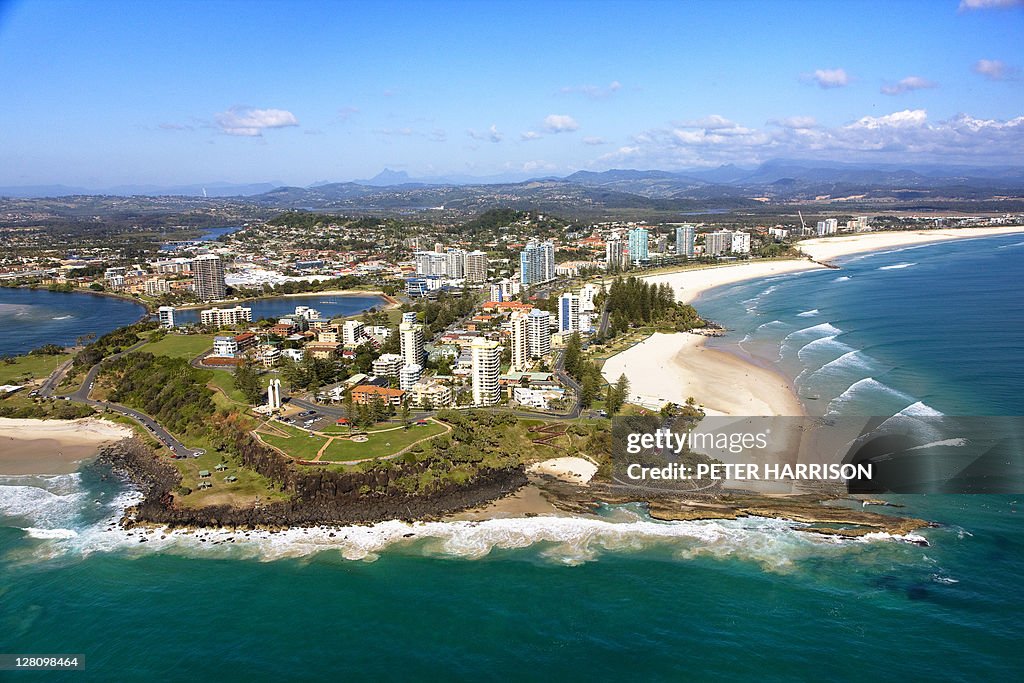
<box><xmin>351</xmin><ymin>385</ymin><xmax>406</xmax><ymax>406</ymax></box>
<box><xmin>234</xmin><ymin>332</ymin><xmax>257</xmax><ymax>351</ymax></box>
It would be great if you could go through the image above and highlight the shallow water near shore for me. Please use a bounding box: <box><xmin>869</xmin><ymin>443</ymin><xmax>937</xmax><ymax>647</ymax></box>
<box><xmin>1</xmin><ymin>235</ymin><xmax>1023</xmax><ymax>678</ymax></box>
<box><xmin>697</xmin><ymin>233</ymin><xmax>1024</xmax><ymax>417</ymax></box>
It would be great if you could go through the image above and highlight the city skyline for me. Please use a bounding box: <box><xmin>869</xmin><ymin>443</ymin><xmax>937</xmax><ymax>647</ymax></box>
<box><xmin>1</xmin><ymin>0</ymin><xmax>1023</xmax><ymax>187</ymax></box>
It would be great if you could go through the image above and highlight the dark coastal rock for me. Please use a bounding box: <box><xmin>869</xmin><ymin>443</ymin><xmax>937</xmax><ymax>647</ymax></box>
<box><xmin>95</xmin><ymin>435</ymin><xmax>527</xmax><ymax>529</ymax></box>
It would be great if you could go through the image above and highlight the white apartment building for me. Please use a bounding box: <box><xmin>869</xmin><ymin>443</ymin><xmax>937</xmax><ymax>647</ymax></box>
<box><xmin>471</xmin><ymin>338</ymin><xmax>501</xmax><ymax>406</ymax></box>
<box><xmin>212</xmin><ymin>336</ymin><xmax>239</xmax><ymax>358</ymax></box>
<box><xmin>191</xmin><ymin>254</ymin><xmax>226</xmax><ymax>301</ymax></box>
<box><xmin>464</xmin><ymin>250</ymin><xmax>488</xmax><ymax>283</ymax></box>
<box><xmin>157</xmin><ymin>306</ymin><xmax>175</xmax><ymax>328</ymax></box>
<box><xmin>527</xmin><ymin>308</ymin><xmax>552</xmax><ymax>359</ymax></box>
<box><xmin>200</xmin><ymin>305</ymin><xmax>252</xmax><ymax>327</ymax></box>
<box><xmin>342</xmin><ymin>319</ymin><xmax>366</xmax><ymax>346</ymax></box>
<box><xmin>399</xmin><ymin>363</ymin><xmax>423</xmax><ymax>391</ymax></box>
<box><xmin>399</xmin><ymin>320</ymin><xmax>425</xmax><ymax>367</ymax></box>
<box><xmin>731</xmin><ymin>231</ymin><xmax>751</xmax><ymax>254</ymax></box>
<box><xmin>144</xmin><ymin>278</ymin><xmax>170</xmax><ymax>296</ymax></box>
<box><xmin>372</xmin><ymin>353</ymin><xmax>404</xmax><ymax>378</ymax></box>
<box><xmin>558</xmin><ymin>292</ymin><xmax>580</xmax><ymax>333</ymax></box>
<box><xmin>509</xmin><ymin>312</ymin><xmax>530</xmax><ymax>372</ymax></box>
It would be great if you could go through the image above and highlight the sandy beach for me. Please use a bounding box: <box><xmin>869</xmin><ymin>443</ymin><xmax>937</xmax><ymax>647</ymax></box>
<box><xmin>527</xmin><ymin>457</ymin><xmax>598</xmax><ymax>484</ymax></box>
<box><xmin>601</xmin><ymin>332</ymin><xmax>803</xmax><ymax>416</ymax></box>
<box><xmin>614</xmin><ymin>225</ymin><xmax>1024</xmax><ymax>417</ymax></box>
<box><xmin>644</xmin><ymin>259</ymin><xmax>823</xmax><ymax>304</ymax></box>
<box><xmin>796</xmin><ymin>225</ymin><xmax>1024</xmax><ymax>263</ymax></box>
<box><xmin>0</xmin><ymin>417</ymin><xmax>132</xmax><ymax>475</ymax></box>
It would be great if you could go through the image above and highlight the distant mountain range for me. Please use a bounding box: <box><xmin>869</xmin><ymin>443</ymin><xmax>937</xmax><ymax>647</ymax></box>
<box><xmin>4</xmin><ymin>161</ymin><xmax>1024</xmax><ymax>214</ymax></box>
<box><xmin>0</xmin><ymin>181</ymin><xmax>284</xmax><ymax>198</ymax></box>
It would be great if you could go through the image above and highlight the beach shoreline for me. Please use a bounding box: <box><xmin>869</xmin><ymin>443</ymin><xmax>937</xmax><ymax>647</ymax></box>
<box><xmin>613</xmin><ymin>226</ymin><xmax>1024</xmax><ymax>417</ymax></box>
<box><xmin>796</xmin><ymin>225</ymin><xmax>1024</xmax><ymax>263</ymax></box>
<box><xmin>0</xmin><ymin>417</ymin><xmax>133</xmax><ymax>475</ymax></box>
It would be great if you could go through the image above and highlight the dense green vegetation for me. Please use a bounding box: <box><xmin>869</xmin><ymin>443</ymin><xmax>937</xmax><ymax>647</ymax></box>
<box><xmin>73</xmin><ymin>320</ymin><xmax>156</xmax><ymax>369</ymax></box>
<box><xmin>0</xmin><ymin>399</ymin><xmax>94</xmax><ymax>420</ymax></box>
<box><xmin>232</xmin><ymin>361</ymin><xmax>264</xmax><ymax>405</ymax></box>
<box><xmin>102</xmin><ymin>352</ymin><xmax>215</xmax><ymax>437</ymax></box>
<box><xmin>383</xmin><ymin>410</ymin><xmax>524</xmax><ymax>493</ymax></box>
<box><xmin>601</xmin><ymin>276</ymin><xmax>703</xmax><ymax>336</ymax></box>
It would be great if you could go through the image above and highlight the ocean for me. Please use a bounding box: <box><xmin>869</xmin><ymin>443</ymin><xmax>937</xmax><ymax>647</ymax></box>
<box><xmin>169</xmin><ymin>293</ymin><xmax>388</xmax><ymax>326</ymax></box>
<box><xmin>1</xmin><ymin>235</ymin><xmax>1022</xmax><ymax>680</ymax></box>
<box><xmin>0</xmin><ymin>288</ymin><xmax>145</xmax><ymax>358</ymax></box>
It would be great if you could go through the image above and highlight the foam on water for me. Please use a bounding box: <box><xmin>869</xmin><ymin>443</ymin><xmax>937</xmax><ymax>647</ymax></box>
<box><xmin>878</xmin><ymin>262</ymin><xmax>917</xmax><ymax>270</ymax></box>
<box><xmin>797</xmin><ymin>335</ymin><xmax>854</xmax><ymax>363</ymax></box>
<box><xmin>797</xmin><ymin>309</ymin><xmax>820</xmax><ymax>317</ymax></box>
<box><xmin>825</xmin><ymin>377</ymin><xmax>917</xmax><ymax>416</ymax></box>
<box><xmin>806</xmin><ymin>349</ymin><xmax>877</xmax><ymax>382</ymax></box>
<box><xmin>0</xmin><ymin>478</ymin><xmax>930</xmax><ymax>570</ymax></box>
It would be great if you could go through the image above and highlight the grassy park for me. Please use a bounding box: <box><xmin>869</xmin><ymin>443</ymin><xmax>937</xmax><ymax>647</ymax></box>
<box><xmin>0</xmin><ymin>352</ymin><xmax>70</xmax><ymax>385</ymax></box>
<box><xmin>142</xmin><ymin>333</ymin><xmax>215</xmax><ymax>360</ymax></box>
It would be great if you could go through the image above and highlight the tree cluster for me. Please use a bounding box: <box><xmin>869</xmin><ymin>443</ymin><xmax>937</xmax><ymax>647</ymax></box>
<box><xmin>603</xmin><ymin>276</ymin><xmax>702</xmax><ymax>335</ymax></box>
<box><xmin>102</xmin><ymin>352</ymin><xmax>215</xmax><ymax>437</ymax></box>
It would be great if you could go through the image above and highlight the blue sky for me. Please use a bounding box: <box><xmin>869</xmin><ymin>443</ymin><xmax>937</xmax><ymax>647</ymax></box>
<box><xmin>1</xmin><ymin>0</ymin><xmax>1022</xmax><ymax>187</ymax></box>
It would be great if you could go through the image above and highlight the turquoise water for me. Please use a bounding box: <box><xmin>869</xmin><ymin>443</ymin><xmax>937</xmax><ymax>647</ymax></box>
<box><xmin>696</xmin><ymin>234</ymin><xmax>1024</xmax><ymax>417</ymax></box>
<box><xmin>169</xmin><ymin>293</ymin><xmax>387</xmax><ymax>325</ymax></box>
<box><xmin>0</xmin><ymin>288</ymin><xmax>145</xmax><ymax>357</ymax></box>
<box><xmin>2</xmin><ymin>235</ymin><xmax>1023</xmax><ymax>680</ymax></box>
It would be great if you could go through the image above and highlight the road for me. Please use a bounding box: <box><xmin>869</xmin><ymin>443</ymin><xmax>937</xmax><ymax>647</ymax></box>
<box><xmin>597</xmin><ymin>302</ymin><xmax>610</xmax><ymax>339</ymax></box>
<box><xmin>42</xmin><ymin>339</ymin><xmax>201</xmax><ymax>459</ymax></box>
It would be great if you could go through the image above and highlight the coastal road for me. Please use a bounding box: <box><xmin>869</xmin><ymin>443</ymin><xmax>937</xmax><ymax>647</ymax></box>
<box><xmin>596</xmin><ymin>301</ymin><xmax>610</xmax><ymax>339</ymax></box>
<box><xmin>551</xmin><ymin>349</ymin><xmax>583</xmax><ymax>419</ymax></box>
<box><xmin>44</xmin><ymin>339</ymin><xmax>200</xmax><ymax>458</ymax></box>
<box><xmin>37</xmin><ymin>355</ymin><xmax>76</xmax><ymax>396</ymax></box>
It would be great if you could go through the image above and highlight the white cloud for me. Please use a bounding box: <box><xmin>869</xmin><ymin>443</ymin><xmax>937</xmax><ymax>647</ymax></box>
<box><xmin>676</xmin><ymin>114</ymin><xmax>741</xmax><ymax>130</ymax></box>
<box><xmin>770</xmin><ymin>116</ymin><xmax>818</xmax><ymax>130</ymax></box>
<box><xmin>808</xmin><ymin>68</ymin><xmax>850</xmax><ymax>89</ymax></box>
<box><xmin>959</xmin><ymin>0</ymin><xmax>1023</xmax><ymax>10</ymax></box>
<box><xmin>847</xmin><ymin>109</ymin><xmax>929</xmax><ymax>129</ymax></box>
<box><xmin>520</xmin><ymin>130</ymin><xmax>543</xmax><ymax>141</ymax></box>
<box><xmin>543</xmin><ymin>114</ymin><xmax>580</xmax><ymax>133</ymax></box>
<box><xmin>582</xmin><ymin>136</ymin><xmax>607</xmax><ymax>145</ymax></box>
<box><xmin>488</xmin><ymin>124</ymin><xmax>503</xmax><ymax>143</ymax></box>
<box><xmin>560</xmin><ymin>81</ymin><xmax>623</xmax><ymax>99</ymax></box>
<box><xmin>595</xmin><ymin>110</ymin><xmax>1024</xmax><ymax>168</ymax></box>
<box><xmin>973</xmin><ymin>58</ymin><xmax>1018</xmax><ymax>80</ymax></box>
<box><xmin>214</xmin><ymin>107</ymin><xmax>298</xmax><ymax>136</ymax></box>
<box><xmin>520</xmin><ymin>160</ymin><xmax>558</xmax><ymax>174</ymax></box>
<box><xmin>159</xmin><ymin>122</ymin><xmax>193</xmax><ymax>131</ymax></box>
<box><xmin>337</xmin><ymin>106</ymin><xmax>360</xmax><ymax>122</ymax></box>
<box><xmin>881</xmin><ymin>76</ymin><xmax>938</xmax><ymax>95</ymax></box>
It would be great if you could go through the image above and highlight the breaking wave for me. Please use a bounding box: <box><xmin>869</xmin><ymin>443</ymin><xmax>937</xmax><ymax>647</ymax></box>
<box><xmin>878</xmin><ymin>262</ymin><xmax>916</xmax><ymax>270</ymax></box>
<box><xmin>0</xmin><ymin>478</ymin><xmax>929</xmax><ymax>569</ymax></box>
<box><xmin>825</xmin><ymin>377</ymin><xmax>918</xmax><ymax>416</ymax></box>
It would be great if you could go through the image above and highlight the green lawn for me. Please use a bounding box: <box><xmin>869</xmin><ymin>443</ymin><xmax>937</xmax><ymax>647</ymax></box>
<box><xmin>0</xmin><ymin>353</ymin><xmax>70</xmax><ymax>386</ymax></box>
<box><xmin>142</xmin><ymin>333</ymin><xmax>215</xmax><ymax>360</ymax></box>
<box><xmin>320</xmin><ymin>421</ymin><xmax>448</xmax><ymax>462</ymax></box>
<box><xmin>172</xmin><ymin>451</ymin><xmax>287</xmax><ymax>507</ymax></box>
<box><xmin>257</xmin><ymin>421</ymin><xmax>329</xmax><ymax>461</ymax></box>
